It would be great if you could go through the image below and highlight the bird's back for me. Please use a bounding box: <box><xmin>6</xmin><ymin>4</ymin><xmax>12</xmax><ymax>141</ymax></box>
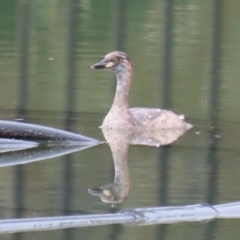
<box><xmin>130</xmin><ymin>108</ymin><xmax>192</xmax><ymax>130</ymax></box>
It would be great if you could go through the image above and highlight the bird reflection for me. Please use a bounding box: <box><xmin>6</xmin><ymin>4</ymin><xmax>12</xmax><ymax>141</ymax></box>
<box><xmin>89</xmin><ymin>127</ymin><xmax>189</xmax><ymax>204</ymax></box>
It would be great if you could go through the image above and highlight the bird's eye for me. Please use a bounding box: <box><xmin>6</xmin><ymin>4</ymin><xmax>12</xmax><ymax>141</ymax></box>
<box><xmin>112</xmin><ymin>58</ymin><xmax>117</xmax><ymax>63</ymax></box>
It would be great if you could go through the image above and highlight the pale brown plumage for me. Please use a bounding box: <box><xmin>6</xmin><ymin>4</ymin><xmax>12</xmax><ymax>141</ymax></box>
<box><xmin>91</xmin><ymin>51</ymin><xmax>192</xmax><ymax>130</ymax></box>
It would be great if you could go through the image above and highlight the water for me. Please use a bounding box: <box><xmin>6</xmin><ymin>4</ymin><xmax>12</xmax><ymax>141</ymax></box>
<box><xmin>0</xmin><ymin>0</ymin><xmax>240</xmax><ymax>239</ymax></box>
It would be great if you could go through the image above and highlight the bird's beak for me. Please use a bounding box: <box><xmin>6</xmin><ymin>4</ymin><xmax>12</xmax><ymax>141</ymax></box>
<box><xmin>88</xmin><ymin>188</ymin><xmax>111</xmax><ymax>196</ymax></box>
<box><xmin>88</xmin><ymin>188</ymin><xmax>103</xmax><ymax>195</ymax></box>
<box><xmin>91</xmin><ymin>60</ymin><xmax>114</xmax><ymax>69</ymax></box>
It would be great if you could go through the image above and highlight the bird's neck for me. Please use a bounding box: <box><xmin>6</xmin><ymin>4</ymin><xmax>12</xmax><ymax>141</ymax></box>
<box><xmin>110</xmin><ymin>71</ymin><xmax>132</xmax><ymax>113</ymax></box>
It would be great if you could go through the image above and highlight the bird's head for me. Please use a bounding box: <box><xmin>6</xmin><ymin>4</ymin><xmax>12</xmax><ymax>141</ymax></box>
<box><xmin>91</xmin><ymin>51</ymin><xmax>132</xmax><ymax>75</ymax></box>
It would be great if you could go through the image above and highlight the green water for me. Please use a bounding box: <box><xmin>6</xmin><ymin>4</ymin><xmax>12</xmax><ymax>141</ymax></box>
<box><xmin>0</xmin><ymin>0</ymin><xmax>240</xmax><ymax>239</ymax></box>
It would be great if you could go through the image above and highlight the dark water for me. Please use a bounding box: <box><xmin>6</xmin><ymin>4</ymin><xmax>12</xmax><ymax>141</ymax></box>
<box><xmin>0</xmin><ymin>0</ymin><xmax>240</xmax><ymax>239</ymax></box>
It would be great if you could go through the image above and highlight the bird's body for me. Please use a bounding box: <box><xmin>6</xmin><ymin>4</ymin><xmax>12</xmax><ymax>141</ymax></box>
<box><xmin>91</xmin><ymin>51</ymin><xmax>192</xmax><ymax>130</ymax></box>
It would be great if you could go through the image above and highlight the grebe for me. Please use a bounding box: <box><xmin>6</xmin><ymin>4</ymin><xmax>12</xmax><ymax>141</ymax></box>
<box><xmin>91</xmin><ymin>51</ymin><xmax>192</xmax><ymax>130</ymax></box>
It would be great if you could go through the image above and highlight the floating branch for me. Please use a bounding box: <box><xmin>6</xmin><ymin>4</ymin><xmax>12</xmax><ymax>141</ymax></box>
<box><xmin>0</xmin><ymin>201</ymin><xmax>240</xmax><ymax>233</ymax></box>
<box><xmin>0</xmin><ymin>120</ymin><xmax>99</xmax><ymax>144</ymax></box>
